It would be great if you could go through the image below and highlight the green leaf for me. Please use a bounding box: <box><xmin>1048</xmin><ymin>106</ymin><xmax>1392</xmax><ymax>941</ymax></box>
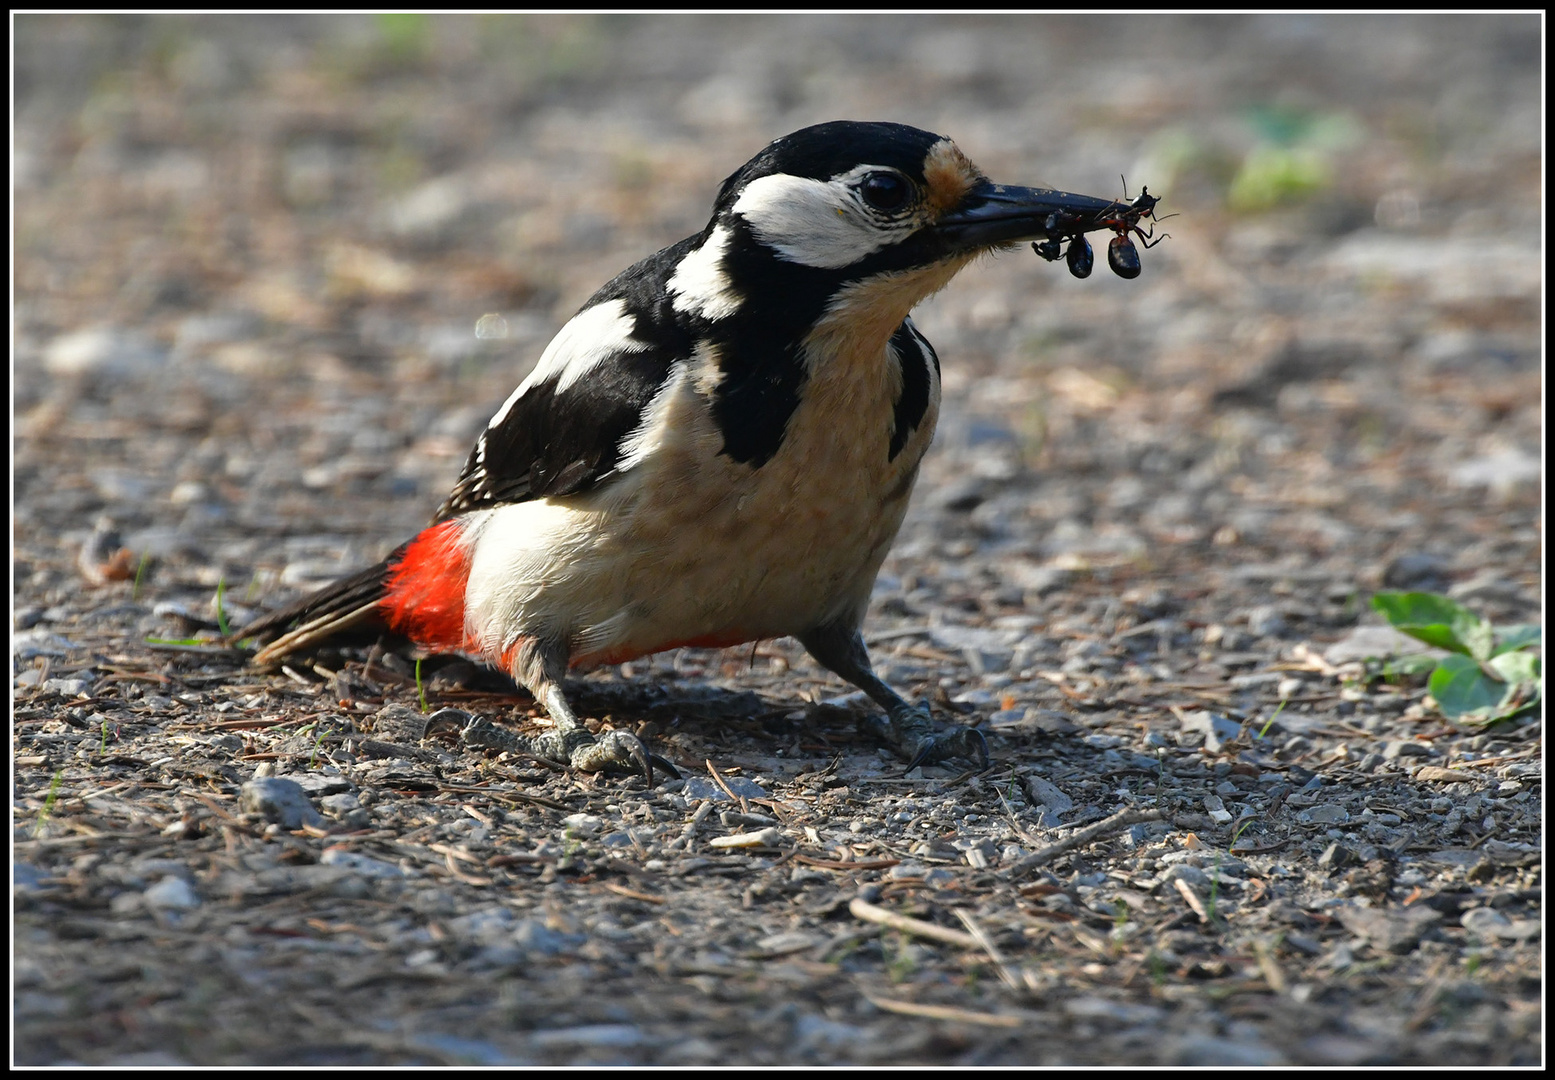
<box><xmin>1381</xmin><ymin>653</ymin><xmax>1439</xmax><ymax>679</ymax></box>
<box><xmin>1493</xmin><ymin>623</ymin><xmax>1542</xmax><ymax>655</ymax></box>
<box><xmin>1372</xmin><ymin>592</ymin><xmax>1494</xmax><ymax>660</ymax></box>
<box><xmin>1488</xmin><ymin>650</ymin><xmax>1540</xmax><ymax>688</ymax></box>
<box><xmin>1428</xmin><ymin>655</ymin><xmax>1510</xmax><ymax>721</ymax></box>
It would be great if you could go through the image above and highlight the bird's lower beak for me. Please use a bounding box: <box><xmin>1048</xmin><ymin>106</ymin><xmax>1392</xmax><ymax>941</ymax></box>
<box><xmin>934</xmin><ymin>180</ymin><xmax>1128</xmax><ymax>253</ymax></box>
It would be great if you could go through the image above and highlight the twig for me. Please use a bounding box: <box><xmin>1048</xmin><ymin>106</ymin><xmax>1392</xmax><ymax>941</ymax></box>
<box><xmin>793</xmin><ymin>852</ymin><xmax>900</xmax><ymax>872</ymax></box>
<box><xmin>864</xmin><ymin>625</ymin><xmax>933</xmax><ymax>644</ymax></box>
<box><xmin>440</xmin><ymin>852</ymin><xmax>493</xmax><ymax>886</ymax></box>
<box><xmin>1449</xmin><ymin>748</ymin><xmax>1541</xmax><ymax>769</ymax></box>
<box><xmin>954</xmin><ymin>910</ymin><xmax>1022</xmax><ymax>992</ymax></box>
<box><xmin>428</xmin><ymin>842</ymin><xmax>482</xmax><ymax>865</ymax></box>
<box><xmin>863</xmin><ymin>994</ymin><xmax>1024</xmax><ymax>1027</ymax></box>
<box><xmin>1003</xmin><ymin>807</ymin><xmax>1163</xmax><ymax>878</ymax></box>
<box><xmin>1174</xmin><ymin>877</ymin><xmax>1211</xmax><ymax>923</ymax></box>
<box><xmin>705</xmin><ymin>758</ymin><xmax>750</xmax><ymax>815</ymax></box>
<box><xmin>1252</xmin><ymin>938</ymin><xmax>1288</xmax><ymax>994</ymax></box>
<box><xmin>848</xmin><ymin>897</ymin><xmax>980</xmax><ymax>949</ymax></box>
<box><xmin>280</xmin><ymin>665</ymin><xmax>317</xmax><ymax>689</ymax></box>
<box><xmin>995</xmin><ymin>784</ymin><xmax>1042</xmax><ymax>848</ymax></box>
<box><xmin>603</xmin><ymin>882</ymin><xmax>666</xmax><ymax>905</ymax></box>
<box><xmin>466</xmin><ymin>788</ymin><xmax>576</xmax><ymax>813</ymax></box>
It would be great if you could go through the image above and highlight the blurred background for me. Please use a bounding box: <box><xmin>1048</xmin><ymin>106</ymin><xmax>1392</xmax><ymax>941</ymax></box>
<box><xmin>13</xmin><ymin>13</ymin><xmax>1542</xmax><ymax>615</ymax></box>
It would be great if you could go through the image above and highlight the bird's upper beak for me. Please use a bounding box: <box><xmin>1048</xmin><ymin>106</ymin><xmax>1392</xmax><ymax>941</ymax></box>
<box><xmin>933</xmin><ymin>179</ymin><xmax>1129</xmax><ymax>253</ymax></box>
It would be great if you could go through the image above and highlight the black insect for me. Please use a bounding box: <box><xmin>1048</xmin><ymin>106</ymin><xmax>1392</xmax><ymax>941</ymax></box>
<box><xmin>1031</xmin><ymin>180</ymin><xmax>1172</xmax><ymax>279</ymax></box>
<box><xmin>1032</xmin><ymin>236</ymin><xmax>1063</xmax><ymax>262</ymax></box>
<box><xmin>1065</xmin><ymin>233</ymin><xmax>1094</xmax><ymax>278</ymax></box>
<box><xmin>1107</xmin><ymin>232</ymin><xmax>1141</xmax><ymax>279</ymax></box>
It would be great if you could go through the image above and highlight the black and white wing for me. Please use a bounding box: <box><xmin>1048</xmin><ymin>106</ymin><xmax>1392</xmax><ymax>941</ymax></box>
<box><xmin>432</xmin><ymin>239</ymin><xmax>699</xmax><ymax>523</ymax></box>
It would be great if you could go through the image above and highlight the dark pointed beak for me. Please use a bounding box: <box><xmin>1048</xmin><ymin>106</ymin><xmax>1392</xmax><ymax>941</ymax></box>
<box><xmin>934</xmin><ymin>180</ymin><xmax>1128</xmax><ymax>252</ymax></box>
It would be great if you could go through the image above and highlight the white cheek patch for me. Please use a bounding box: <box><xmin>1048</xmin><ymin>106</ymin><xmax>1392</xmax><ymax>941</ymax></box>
<box><xmin>668</xmin><ymin>226</ymin><xmax>741</xmax><ymax>321</ymax></box>
<box><xmin>488</xmin><ymin>299</ymin><xmax>647</xmax><ymax>428</ymax></box>
<box><xmin>733</xmin><ymin>173</ymin><xmax>912</xmax><ymax>269</ymax></box>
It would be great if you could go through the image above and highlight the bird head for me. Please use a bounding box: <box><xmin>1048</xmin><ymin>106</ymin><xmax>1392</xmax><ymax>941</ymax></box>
<box><xmin>666</xmin><ymin>120</ymin><xmax>1132</xmax><ymax>341</ymax></box>
<box><xmin>708</xmin><ymin>120</ymin><xmax>1122</xmax><ymax>276</ymax></box>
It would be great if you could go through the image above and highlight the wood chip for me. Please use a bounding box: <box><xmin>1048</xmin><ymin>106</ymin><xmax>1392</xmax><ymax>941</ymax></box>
<box><xmin>793</xmin><ymin>852</ymin><xmax>900</xmax><ymax>872</ymax></box>
<box><xmin>1174</xmin><ymin>877</ymin><xmax>1212</xmax><ymax>923</ymax></box>
<box><xmin>709</xmin><ymin>828</ymin><xmax>781</xmax><ymax>849</ymax></box>
<box><xmin>863</xmin><ymin>994</ymin><xmax>1025</xmax><ymax>1027</ymax></box>
<box><xmin>954</xmin><ymin>909</ymin><xmax>1022</xmax><ymax>992</ymax></box>
<box><xmin>1253</xmin><ymin>938</ymin><xmax>1288</xmax><ymax>995</ymax></box>
<box><xmin>1004</xmin><ymin>807</ymin><xmax>1164</xmax><ymax>878</ymax></box>
<box><xmin>603</xmin><ymin>882</ymin><xmax>666</xmax><ymax>904</ymax></box>
<box><xmin>428</xmin><ymin>842</ymin><xmax>481</xmax><ymax>865</ymax></box>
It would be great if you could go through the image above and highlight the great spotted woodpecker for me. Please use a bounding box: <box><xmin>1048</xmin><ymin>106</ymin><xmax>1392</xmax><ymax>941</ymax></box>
<box><xmin>239</xmin><ymin>121</ymin><xmax>1137</xmax><ymax>783</ymax></box>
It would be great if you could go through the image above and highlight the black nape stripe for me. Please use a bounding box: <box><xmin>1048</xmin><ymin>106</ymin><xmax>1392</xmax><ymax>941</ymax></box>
<box><xmin>702</xmin><ymin>219</ymin><xmax>844</xmax><ymax>467</ymax></box>
<box><xmin>710</xmin><ymin>354</ymin><xmax>807</xmax><ymax>467</ymax></box>
<box><xmin>888</xmin><ymin>321</ymin><xmax>936</xmax><ymax>461</ymax></box>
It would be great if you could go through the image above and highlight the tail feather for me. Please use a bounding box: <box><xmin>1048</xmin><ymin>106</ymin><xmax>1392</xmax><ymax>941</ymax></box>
<box><xmin>235</xmin><ymin>544</ymin><xmax>407</xmax><ymax>666</ymax></box>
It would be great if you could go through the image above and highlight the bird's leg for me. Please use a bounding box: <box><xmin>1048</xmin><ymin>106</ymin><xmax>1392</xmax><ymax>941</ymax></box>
<box><xmin>459</xmin><ymin>636</ymin><xmax>678</xmax><ymax>783</ymax></box>
<box><xmin>798</xmin><ymin>621</ymin><xmax>989</xmax><ymax>771</ymax></box>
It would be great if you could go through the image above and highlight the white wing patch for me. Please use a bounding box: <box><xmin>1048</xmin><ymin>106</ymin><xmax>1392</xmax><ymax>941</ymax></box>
<box><xmin>614</xmin><ymin>359</ymin><xmax>692</xmax><ymax>474</ymax></box>
<box><xmin>487</xmin><ymin>299</ymin><xmax>647</xmax><ymax>430</ymax></box>
<box><xmin>668</xmin><ymin>225</ymin><xmax>741</xmax><ymax>321</ymax></box>
<box><xmin>733</xmin><ymin>170</ymin><xmax>915</xmax><ymax>270</ymax></box>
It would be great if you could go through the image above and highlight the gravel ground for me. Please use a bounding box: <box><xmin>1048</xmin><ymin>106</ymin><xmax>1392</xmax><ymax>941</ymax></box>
<box><xmin>12</xmin><ymin>14</ymin><xmax>1543</xmax><ymax>1066</ymax></box>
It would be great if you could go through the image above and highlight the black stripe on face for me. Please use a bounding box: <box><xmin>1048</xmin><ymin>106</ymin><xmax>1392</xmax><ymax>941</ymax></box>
<box><xmin>888</xmin><ymin>320</ymin><xmax>937</xmax><ymax>461</ymax></box>
<box><xmin>698</xmin><ymin>219</ymin><xmax>846</xmax><ymax>467</ymax></box>
<box><xmin>702</xmin><ymin>223</ymin><xmax>949</xmax><ymax>469</ymax></box>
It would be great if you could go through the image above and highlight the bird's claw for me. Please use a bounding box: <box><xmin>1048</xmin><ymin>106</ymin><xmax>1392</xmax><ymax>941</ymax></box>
<box><xmin>905</xmin><ymin>726</ymin><xmax>990</xmax><ymax>772</ymax></box>
<box><xmin>460</xmin><ymin>719</ymin><xmax>673</xmax><ymax>785</ymax></box>
<box><xmin>863</xmin><ymin>704</ymin><xmax>990</xmax><ymax>772</ymax></box>
<box><xmin>577</xmin><ymin>730</ymin><xmax>653</xmax><ymax>784</ymax></box>
<box><xmin>648</xmin><ymin>753</ymin><xmax>683</xmax><ymax>781</ymax></box>
<box><xmin>562</xmin><ymin>730</ymin><xmax>678</xmax><ymax>786</ymax></box>
<box><xmin>459</xmin><ymin>716</ymin><xmax>509</xmax><ymax>749</ymax></box>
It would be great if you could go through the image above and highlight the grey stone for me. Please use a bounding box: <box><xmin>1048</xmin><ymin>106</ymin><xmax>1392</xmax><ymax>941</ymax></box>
<box><xmin>1461</xmin><ymin>906</ymin><xmax>1539</xmax><ymax>942</ymax></box>
<box><xmin>1243</xmin><ymin>605</ymin><xmax>1287</xmax><ymax>637</ymax></box>
<box><xmin>561</xmin><ymin>813</ymin><xmax>605</xmax><ymax>836</ymax></box>
<box><xmin>319</xmin><ymin>849</ymin><xmax>404</xmax><ymax>879</ymax></box>
<box><xmin>14</xmin><ymin>863</ymin><xmax>49</xmax><ymax>892</ymax></box>
<box><xmin>1381</xmin><ymin>553</ymin><xmax>1452</xmax><ymax>590</ymax></box>
<box><xmin>239</xmin><ymin>777</ymin><xmax>324</xmax><ymax>829</ymax></box>
<box><xmin>319</xmin><ymin>793</ymin><xmax>361</xmax><ymax>815</ymax></box>
<box><xmin>1169</xmin><ymin>1035</ymin><xmax>1286</xmax><ymax>1066</ymax></box>
<box><xmin>281</xmin><ymin>771</ymin><xmax>355</xmax><ymax>796</ymax></box>
<box><xmin>1298</xmin><ymin>804</ymin><xmax>1350</xmax><ymax>825</ymax></box>
<box><xmin>1177</xmin><ymin>710</ymin><xmax>1241</xmax><ymax>752</ymax></box>
<box><xmin>45</xmin><ymin>326</ymin><xmax>167</xmax><ymax>380</ymax></box>
<box><xmin>1335</xmin><ymin>904</ymin><xmax>1441</xmax><ymax>953</ymax></box>
<box><xmin>513</xmin><ymin>919</ymin><xmax>586</xmax><ymax>956</ymax></box>
<box><xmin>12</xmin><ymin>630</ymin><xmax>78</xmax><ymax>661</ymax></box>
<box><xmin>1323</xmin><ymin>625</ymin><xmax>1440</xmax><ymax>665</ymax></box>
<box><xmin>530</xmin><ymin>1024</ymin><xmax>647</xmax><ymax>1049</ymax></box>
<box><xmin>143</xmin><ymin>875</ymin><xmax>200</xmax><ymax>910</ymax></box>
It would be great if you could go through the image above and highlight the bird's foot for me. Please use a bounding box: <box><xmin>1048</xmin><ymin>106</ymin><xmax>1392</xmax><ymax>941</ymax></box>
<box><xmin>460</xmin><ymin>718</ymin><xmax>679</xmax><ymax>784</ymax></box>
<box><xmin>861</xmin><ymin>705</ymin><xmax>990</xmax><ymax>772</ymax></box>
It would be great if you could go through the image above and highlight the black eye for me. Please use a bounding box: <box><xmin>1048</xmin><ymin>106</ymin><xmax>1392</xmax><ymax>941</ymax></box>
<box><xmin>860</xmin><ymin>172</ymin><xmax>912</xmax><ymax>212</ymax></box>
